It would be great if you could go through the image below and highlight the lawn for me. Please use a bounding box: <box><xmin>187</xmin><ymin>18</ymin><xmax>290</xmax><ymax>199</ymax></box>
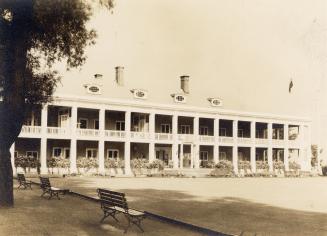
<box><xmin>42</xmin><ymin>176</ymin><xmax>327</xmax><ymax>236</ymax></box>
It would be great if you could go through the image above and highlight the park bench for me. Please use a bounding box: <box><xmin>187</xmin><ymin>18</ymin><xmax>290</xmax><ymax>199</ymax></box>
<box><xmin>39</xmin><ymin>177</ymin><xmax>69</xmax><ymax>200</ymax></box>
<box><xmin>17</xmin><ymin>173</ymin><xmax>33</xmax><ymax>190</ymax></box>
<box><xmin>97</xmin><ymin>188</ymin><xmax>147</xmax><ymax>233</ymax></box>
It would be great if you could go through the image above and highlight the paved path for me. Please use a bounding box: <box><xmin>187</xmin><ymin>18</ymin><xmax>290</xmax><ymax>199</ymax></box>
<box><xmin>43</xmin><ymin>176</ymin><xmax>327</xmax><ymax>235</ymax></box>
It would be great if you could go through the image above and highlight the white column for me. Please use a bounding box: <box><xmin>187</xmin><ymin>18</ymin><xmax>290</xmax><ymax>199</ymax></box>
<box><xmin>232</xmin><ymin>120</ymin><xmax>238</xmax><ymax>173</ymax></box>
<box><xmin>70</xmin><ymin>106</ymin><xmax>77</xmax><ymax>173</ymax></box>
<box><xmin>267</xmin><ymin>122</ymin><xmax>273</xmax><ymax>172</ymax></box>
<box><xmin>306</xmin><ymin>124</ymin><xmax>312</xmax><ymax>171</ymax></box>
<box><xmin>250</xmin><ymin>121</ymin><xmax>256</xmax><ymax>172</ymax></box>
<box><xmin>10</xmin><ymin>143</ymin><xmax>16</xmax><ymax>175</ymax></box>
<box><xmin>190</xmin><ymin>144</ymin><xmax>194</xmax><ymax>168</ymax></box>
<box><xmin>299</xmin><ymin>124</ymin><xmax>305</xmax><ymax>171</ymax></box>
<box><xmin>124</xmin><ymin>111</ymin><xmax>132</xmax><ymax>175</ymax></box>
<box><xmin>98</xmin><ymin>108</ymin><xmax>105</xmax><ymax>174</ymax></box>
<box><xmin>149</xmin><ymin>142</ymin><xmax>155</xmax><ymax>162</ymax></box>
<box><xmin>40</xmin><ymin>105</ymin><xmax>48</xmax><ymax>174</ymax></box>
<box><xmin>149</xmin><ymin>112</ymin><xmax>155</xmax><ymax>162</ymax></box>
<box><xmin>179</xmin><ymin>144</ymin><xmax>184</xmax><ymax>169</ymax></box>
<box><xmin>284</xmin><ymin>124</ymin><xmax>289</xmax><ymax>171</ymax></box>
<box><xmin>193</xmin><ymin>116</ymin><xmax>200</xmax><ymax>168</ymax></box>
<box><xmin>214</xmin><ymin>117</ymin><xmax>219</xmax><ymax>164</ymax></box>
<box><xmin>172</xmin><ymin>114</ymin><xmax>179</xmax><ymax>169</ymax></box>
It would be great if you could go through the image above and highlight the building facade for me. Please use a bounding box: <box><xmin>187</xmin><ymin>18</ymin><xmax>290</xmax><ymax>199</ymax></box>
<box><xmin>11</xmin><ymin>69</ymin><xmax>312</xmax><ymax>175</ymax></box>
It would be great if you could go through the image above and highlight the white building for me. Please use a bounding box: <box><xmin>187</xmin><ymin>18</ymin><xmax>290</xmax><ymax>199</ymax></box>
<box><xmin>11</xmin><ymin>67</ymin><xmax>312</xmax><ymax>175</ymax></box>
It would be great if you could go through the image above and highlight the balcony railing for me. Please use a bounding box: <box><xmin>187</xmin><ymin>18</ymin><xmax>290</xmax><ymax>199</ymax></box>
<box><xmin>199</xmin><ymin>135</ymin><xmax>215</xmax><ymax>143</ymax></box>
<box><xmin>155</xmin><ymin>133</ymin><xmax>173</xmax><ymax>141</ymax></box>
<box><xmin>178</xmin><ymin>134</ymin><xmax>194</xmax><ymax>143</ymax></box>
<box><xmin>238</xmin><ymin>137</ymin><xmax>252</xmax><ymax>144</ymax></box>
<box><xmin>47</xmin><ymin>127</ymin><xmax>70</xmax><ymax>136</ymax></box>
<box><xmin>130</xmin><ymin>131</ymin><xmax>150</xmax><ymax>139</ymax></box>
<box><xmin>255</xmin><ymin>138</ymin><xmax>268</xmax><ymax>145</ymax></box>
<box><xmin>76</xmin><ymin>128</ymin><xmax>100</xmax><ymax>137</ymax></box>
<box><xmin>219</xmin><ymin>136</ymin><xmax>234</xmax><ymax>144</ymax></box>
<box><xmin>105</xmin><ymin>130</ymin><xmax>126</xmax><ymax>139</ymax></box>
<box><xmin>272</xmin><ymin>139</ymin><xmax>285</xmax><ymax>146</ymax></box>
<box><xmin>20</xmin><ymin>125</ymin><xmax>42</xmax><ymax>135</ymax></box>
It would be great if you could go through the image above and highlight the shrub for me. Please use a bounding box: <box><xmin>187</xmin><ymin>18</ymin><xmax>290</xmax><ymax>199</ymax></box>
<box><xmin>15</xmin><ymin>155</ymin><xmax>40</xmax><ymax>169</ymax></box>
<box><xmin>131</xmin><ymin>159</ymin><xmax>148</xmax><ymax>169</ymax></box>
<box><xmin>256</xmin><ymin>161</ymin><xmax>269</xmax><ymax>170</ymax></box>
<box><xmin>289</xmin><ymin>161</ymin><xmax>301</xmax><ymax>170</ymax></box>
<box><xmin>214</xmin><ymin>160</ymin><xmax>233</xmax><ymax>171</ymax></box>
<box><xmin>104</xmin><ymin>158</ymin><xmax>117</xmax><ymax>169</ymax></box>
<box><xmin>77</xmin><ymin>157</ymin><xmax>98</xmax><ymax>170</ymax></box>
<box><xmin>210</xmin><ymin>160</ymin><xmax>234</xmax><ymax>177</ymax></box>
<box><xmin>204</xmin><ymin>160</ymin><xmax>215</xmax><ymax>168</ymax></box>
<box><xmin>273</xmin><ymin>160</ymin><xmax>285</xmax><ymax>170</ymax></box>
<box><xmin>148</xmin><ymin>159</ymin><xmax>165</xmax><ymax>170</ymax></box>
<box><xmin>238</xmin><ymin>160</ymin><xmax>251</xmax><ymax>170</ymax></box>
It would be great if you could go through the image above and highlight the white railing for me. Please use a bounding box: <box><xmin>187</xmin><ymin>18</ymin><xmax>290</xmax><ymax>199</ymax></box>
<box><xmin>130</xmin><ymin>131</ymin><xmax>150</xmax><ymax>139</ymax></box>
<box><xmin>20</xmin><ymin>125</ymin><xmax>42</xmax><ymax>135</ymax></box>
<box><xmin>178</xmin><ymin>134</ymin><xmax>194</xmax><ymax>143</ymax></box>
<box><xmin>238</xmin><ymin>137</ymin><xmax>252</xmax><ymax>144</ymax></box>
<box><xmin>255</xmin><ymin>138</ymin><xmax>268</xmax><ymax>145</ymax></box>
<box><xmin>219</xmin><ymin>136</ymin><xmax>234</xmax><ymax>144</ymax></box>
<box><xmin>47</xmin><ymin>127</ymin><xmax>70</xmax><ymax>136</ymax></box>
<box><xmin>155</xmin><ymin>133</ymin><xmax>173</xmax><ymax>141</ymax></box>
<box><xmin>105</xmin><ymin>130</ymin><xmax>126</xmax><ymax>139</ymax></box>
<box><xmin>272</xmin><ymin>139</ymin><xmax>285</xmax><ymax>146</ymax></box>
<box><xmin>76</xmin><ymin>128</ymin><xmax>100</xmax><ymax>137</ymax></box>
<box><xmin>199</xmin><ymin>135</ymin><xmax>215</xmax><ymax>143</ymax></box>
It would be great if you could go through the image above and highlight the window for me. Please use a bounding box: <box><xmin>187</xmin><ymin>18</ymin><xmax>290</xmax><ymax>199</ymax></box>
<box><xmin>86</xmin><ymin>149</ymin><xmax>97</xmax><ymax>158</ymax></box>
<box><xmin>107</xmin><ymin>149</ymin><xmax>119</xmax><ymax>159</ymax></box>
<box><xmin>78</xmin><ymin>118</ymin><xmax>88</xmax><ymax>129</ymax></box>
<box><xmin>180</xmin><ymin>125</ymin><xmax>191</xmax><ymax>134</ymax></box>
<box><xmin>209</xmin><ymin>98</ymin><xmax>223</xmax><ymax>107</ymax></box>
<box><xmin>94</xmin><ymin>119</ymin><xmax>99</xmax><ymax>129</ymax></box>
<box><xmin>238</xmin><ymin>129</ymin><xmax>244</xmax><ymax>138</ymax></box>
<box><xmin>59</xmin><ymin>114</ymin><xmax>69</xmax><ymax>127</ymax></box>
<box><xmin>200</xmin><ymin>126</ymin><xmax>208</xmax><ymax>135</ymax></box>
<box><xmin>200</xmin><ymin>151</ymin><xmax>208</xmax><ymax>161</ymax></box>
<box><xmin>174</xmin><ymin>94</ymin><xmax>186</xmax><ymax>103</ymax></box>
<box><xmin>24</xmin><ymin>118</ymin><xmax>32</xmax><ymax>126</ymax></box>
<box><xmin>219</xmin><ymin>128</ymin><xmax>227</xmax><ymax>136</ymax></box>
<box><xmin>160</xmin><ymin>124</ymin><xmax>171</xmax><ymax>133</ymax></box>
<box><xmin>26</xmin><ymin>151</ymin><xmax>38</xmax><ymax>159</ymax></box>
<box><xmin>53</xmin><ymin>147</ymin><xmax>62</xmax><ymax>158</ymax></box>
<box><xmin>116</xmin><ymin>121</ymin><xmax>125</xmax><ymax>131</ymax></box>
<box><xmin>219</xmin><ymin>152</ymin><xmax>227</xmax><ymax>160</ymax></box>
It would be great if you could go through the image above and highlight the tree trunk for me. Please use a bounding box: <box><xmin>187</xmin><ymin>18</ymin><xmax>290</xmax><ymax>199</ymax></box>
<box><xmin>0</xmin><ymin>147</ymin><xmax>13</xmax><ymax>206</ymax></box>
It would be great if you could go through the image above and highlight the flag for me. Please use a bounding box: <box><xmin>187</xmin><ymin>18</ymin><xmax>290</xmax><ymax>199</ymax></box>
<box><xmin>289</xmin><ymin>79</ymin><xmax>293</xmax><ymax>93</ymax></box>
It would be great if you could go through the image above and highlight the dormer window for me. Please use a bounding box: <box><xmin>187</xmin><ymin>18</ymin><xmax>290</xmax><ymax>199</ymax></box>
<box><xmin>208</xmin><ymin>98</ymin><xmax>223</xmax><ymax>107</ymax></box>
<box><xmin>84</xmin><ymin>84</ymin><xmax>102</xmax><ymax>95</ymax></box>
<box><xmin>171</xmin><ymin>94</ymin><xmax>186</xmax><ymax>103</ymax></box>
<box><xmin>131</xmin><ymin>89</ymin><xmax>148</xmax><ymax>99</ymax></box>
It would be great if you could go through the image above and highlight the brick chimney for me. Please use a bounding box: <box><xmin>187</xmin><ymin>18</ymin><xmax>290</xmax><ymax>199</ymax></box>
<box><xmin>180</xmin><ymin>75</ymin><xmax>190</xmax><ymax>94</ymax></box>
<box><xmin>115</xmin><ymin>66</ymin><xmax>124</xmax><ymax>86</ymax></box>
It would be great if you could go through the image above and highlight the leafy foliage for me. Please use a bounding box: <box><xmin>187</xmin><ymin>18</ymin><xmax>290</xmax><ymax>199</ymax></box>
<box><xmin>289</xmin><ymin>161</ymin><xmax>301</xmax><ymax>170</ymax></box>
<box><xmin>273</xmin><ymin>160</ymin><xmax>285</xmax><ymax>170</ymax></box>
<box><xmin>238</xmin><ymin>160</ymin><xmax>251</xmax><ymax>170</ymax></box>
<box><xmin>131</xmin><ymin>159</ymin><xmax>149</xmax><ymax>169</ymax></box>
<box><xmin>256</xmin><ymin>161</ymin><xmax>269</xmax><ymax>170</ymax></box>
<box><xmin>14</xmin><ymin>155</ymin><xmax>40</xmax><ymax>169</ymax></box>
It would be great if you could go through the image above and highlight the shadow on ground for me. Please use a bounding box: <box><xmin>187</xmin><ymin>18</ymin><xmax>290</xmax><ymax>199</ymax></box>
<box><xmin>42</xmin><ymin>177</ymin><xmax>327</xmax><ymax>236</ymax></box>
<box><xmin>0</xmin><ymin>183</ymin><xmax>202</xmax><ymax>236</ymax></box>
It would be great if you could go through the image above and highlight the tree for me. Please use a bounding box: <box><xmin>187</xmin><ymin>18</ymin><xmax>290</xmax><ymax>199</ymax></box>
<box><xmin>0</xmin><ymin>0</ymin><xmax>113</xmax><ymax>207</ymax></box>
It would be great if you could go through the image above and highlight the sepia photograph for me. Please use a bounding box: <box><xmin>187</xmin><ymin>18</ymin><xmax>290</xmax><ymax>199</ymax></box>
<box><xmin>0</xmin><ymin>0</ymin><xmax>327</xmax><ymax>235</ymax></box>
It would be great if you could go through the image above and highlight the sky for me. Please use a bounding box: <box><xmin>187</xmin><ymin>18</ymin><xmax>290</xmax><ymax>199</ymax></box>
<box><xmin>54</xmin><ymin>0</ymin><xmax>327</xmax><ymax>145</ymax></box>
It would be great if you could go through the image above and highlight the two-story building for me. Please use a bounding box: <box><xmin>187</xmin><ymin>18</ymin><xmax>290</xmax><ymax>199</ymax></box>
<box><xmin>11</xmin><ymin>67</ymin><xmax>312</xmax><ymax>175</ymax></box>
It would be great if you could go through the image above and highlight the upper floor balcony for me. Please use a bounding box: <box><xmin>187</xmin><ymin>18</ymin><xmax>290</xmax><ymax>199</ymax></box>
<box><xmin>20</xmin><ymin>125</ymin><xmax>42</xmax><ymax>136</ymax></box>
<box><xmin>155</xmin><ymin>133</ymin><xmax>173</xmax><ymax>141</ymax></box>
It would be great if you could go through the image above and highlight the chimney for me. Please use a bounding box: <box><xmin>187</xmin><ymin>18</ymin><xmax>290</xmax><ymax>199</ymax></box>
<box><xmin>115</xmin><ymin>66</ymin><xmax>124</xmax><ymax>86</ymax></box>
<box><xmin>180</xmin><ymin>75</ymin><xmax>190</xmax><ymax>94</ymax></box>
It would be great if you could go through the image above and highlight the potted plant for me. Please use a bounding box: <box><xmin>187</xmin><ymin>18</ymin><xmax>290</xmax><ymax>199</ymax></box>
<box><xmin>238</xmin><ymin>160</ymin><xmax>251</xmax><ymax>177</ymax></box>
<box><xmin>288</xmin><ymin>161</ymin><xmax>301</xmax><ymax>177</ymax></box>
<box><xmin>131</xmin><ymin>159</ymin><xmax>148</xmax><ymax>176</ymax></box>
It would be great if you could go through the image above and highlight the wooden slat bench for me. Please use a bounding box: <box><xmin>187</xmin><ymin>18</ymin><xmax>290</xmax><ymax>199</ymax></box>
<box><xmin>97</xmin><ymin>188</ymin><xmax>147</xmax><ymax>233</ymax></box>
<box><xmin>39</xmin><ymin>177</ymin><xmax>69</xmax><ymax>200</ymax></box>
<box><xmin>17</xmin><ymin>173</ymin><xmax>32</xmax><ymax>190</ymax></box>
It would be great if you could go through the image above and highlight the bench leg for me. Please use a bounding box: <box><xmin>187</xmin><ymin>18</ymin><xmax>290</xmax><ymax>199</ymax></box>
<box><xmin>100</xmin><ymin>211</ymin><xmax>119</xmax><ymax>223</ymax></box>
<box><xmin>124</xmin><ymin>216</ymin><xmax>131</xmax><ymax>234</ymax></box>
